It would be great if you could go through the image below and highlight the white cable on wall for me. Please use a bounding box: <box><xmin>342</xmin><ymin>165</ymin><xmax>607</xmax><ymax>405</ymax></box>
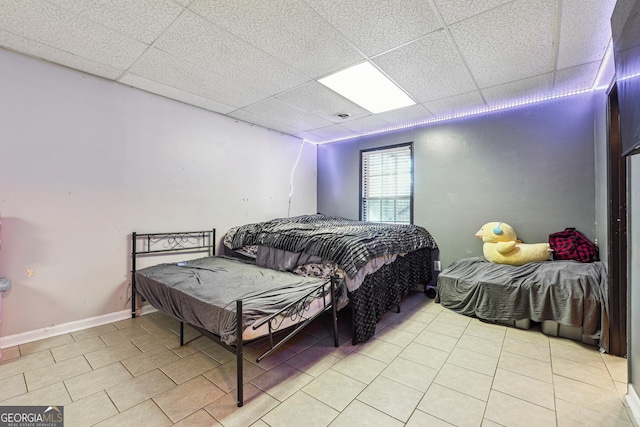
<box><xmin>288</xmin><ymin>139</ymin><xmax>306</xmax><ymax>217</ymax></box>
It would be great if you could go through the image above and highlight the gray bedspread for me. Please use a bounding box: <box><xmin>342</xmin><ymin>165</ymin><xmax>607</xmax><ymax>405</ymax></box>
<box><xmin>436</xmin><ymin>257</ymin><xmax>610</xmax><ymax>351</ymax></box>
<box><xmin>229</xmin><ymin>214</ymin><xmax>437</xmax><ymax>279</ymax></box>
<box><xmin>135</xmin><ymin>256</ymin><xmax>337</xmax><ymax>345</ymax></box>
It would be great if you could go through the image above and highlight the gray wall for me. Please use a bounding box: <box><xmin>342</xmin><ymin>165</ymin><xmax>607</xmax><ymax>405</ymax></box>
<box><xmin>318</xmin><ymin>93</ymin><xmax>597</xmax><ymax>269</ymax></box>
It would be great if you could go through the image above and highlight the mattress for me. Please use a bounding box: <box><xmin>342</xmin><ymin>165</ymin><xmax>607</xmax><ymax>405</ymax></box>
<box><xmin>436</xmin><ymin>257</ymin><xmax>610</xmax><ymax>352</ymax></box>
<box><xmin>227</xmin><ymin>214</ymin><xmax>437</xmax><ymax>280</ymax></box>
<box><xmin>135</xmin><ymin>256</ymin><xmax>345</xmax><ymax>345</ymax></box>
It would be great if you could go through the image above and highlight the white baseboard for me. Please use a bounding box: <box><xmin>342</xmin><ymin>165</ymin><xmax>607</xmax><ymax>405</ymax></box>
<box><xmin>627</xmin><ymin>384</ymin><xmax>640</xmax><ymax>426</ymax></box>
<box><xmin>0</xmin><ymin>305</ymin><xmax>157</xmax><ymax>350</ymax></box>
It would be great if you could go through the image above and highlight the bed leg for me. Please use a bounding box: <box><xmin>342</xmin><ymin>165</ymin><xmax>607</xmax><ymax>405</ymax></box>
<box><xmin>179</xmin><ymin>322</ymin><xmax>184</xmax><ymax>346</ymax></box>
<box><xmin>236</xmin><ymin>300</ymin><xmax>244</xmax><ymax>407</ymax></box>
<box><xmin>330</xmin><ymin>277</ymin><xmax>339</xmax><ymax>348</ymax></box>
<box><xmin>131</xmin><ymin>232</ymin><xmax>137</xmax><ymax>319</ymax></box>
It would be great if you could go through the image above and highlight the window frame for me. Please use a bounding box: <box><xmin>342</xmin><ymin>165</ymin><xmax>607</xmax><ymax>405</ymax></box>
<box><xmin>359</xmin><ymin>142</ymin><xmax>414</xmax><ymax>224</ymax></box>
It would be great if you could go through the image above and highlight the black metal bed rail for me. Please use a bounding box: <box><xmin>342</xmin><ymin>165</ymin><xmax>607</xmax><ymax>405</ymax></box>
<box><xmin>181</xmin><ymin>277</ymin><xmax>339</xmax><ymax>407</ymax></box>
<box><xmin>253</xmin><ymin>276</ymin><xmax>339</xmax><ymax>363</ymax></box>
<box><xmin>185</xmin><ymin>300</ymin><xmax>246</xmax><ymax>406</ymax></box>
<box><xmin>133</xmin><ymin>230</ymin><xmax>215</xmax><ymax>255</ymax></box>
<box><xmin>131</xmin><ymin>229</ymin><xmax>215</xmax><ymax>318</ymax></box>
<box><xmin>252</xmin><ymin>276</ymin><xmax>334</xmax><ymax>330</ymax></box>
<box><xmin>130</xmin><ymin>228</ymin><xmax>340</xmax><ymax>407</ymax></box>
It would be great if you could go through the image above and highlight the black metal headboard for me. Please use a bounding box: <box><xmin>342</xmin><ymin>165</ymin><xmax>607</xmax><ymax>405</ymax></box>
<box><xmin>131</xmin><ymin>229</ymin><xmax>215</xmax><ymax>317</ymax></box>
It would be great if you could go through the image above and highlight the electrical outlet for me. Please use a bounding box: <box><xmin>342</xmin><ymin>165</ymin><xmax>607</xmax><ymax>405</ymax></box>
<box><xmin>434</xmin><ymin>260</ymin><xmax>441</xmax><ymax>271</ymax></box>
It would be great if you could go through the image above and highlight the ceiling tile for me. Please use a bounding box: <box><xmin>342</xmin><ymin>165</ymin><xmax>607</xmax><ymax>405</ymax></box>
<box><xmin>482</xmin><ymin>73</ymin><xmax>554</xmax><ymax>106</ymax></box>
<box><xmin>422</xmin><ymin>91</ymin><xmax>485</xmax><ymax>117</ymax></box>
<box><xmin>554</xmin><ymin>62</ymin><xmax>601</xmax><ymax>94</ymax></box>
<box><xmin>449</xmin><ymin>0</ymin><xmax>557</xmax><ymax>88</ymax></box>
<box><xmin>45</xmin><ymin>0</ymin><xmax>184</xmax><ymax>44</ymax></box>
<box><xmin>239</xmin><ymin>97</ymin><xmax>334</xmax><ymax>131</ymax></box>
<box><xmin>190</xmin><ymin>0</ymin><xmax>364</xmax><ymax>78</ymax></box>
<box><xmin>340</xmin><ymin>115</ymin><xmax>391</xmax><ymax>134</ymax></box>
<box><xmin>119</xmin><ymin>73</ymin><xmax>236</xmax><ymax>114</ymax></box>
<box><xmin>0</xmin><ymin>0</ymin><xmax>148</xmax><ymax>70</ymax></box>
<box><xmin>303</xmin><ymin>124</ymin><xmax>359</xmax><ymax>142</ymax></box>
<box><xmin>0</xmin><ymin>32</ymin><xmax>123</xmax><ymax>80</ymax></box>
<box><xmin>432</xmin><ymin>0</ymin><xmax>513</xmax><ymax>25</ymax></box>
<box><xmin>557</xmin><ymin>0</ymin><xmax>617</xmax><ymax>69</ymax></box>
<box><xmin>228</xmin><ymin>109</ymin><xmax>304</xmax><ymax>136</ymax></box>
<box><xmin>154</xmin><ymin>11</ymin><xmax>307</xmax><ymax>96</ymax></box>
<box><xmin>293</xmin><ymin>130</ymin><xmax>325</xmax><ymax>141</ymax></box>
<box><xmin>376</xmin><ymin>104</ymin><xmax>435</xmax><ymax>127</ymax></box>
<box><xmin>374</xmin><ymin>29</ymin><xmax>477</xmax><ymax>102</ymax></box>
<box><xmin>304</xmin><ymin>0</ymin><xmax>441</xmax><ymax>56</ymax></box>
<box><xmin>275</xmin><ymin>81</ymin><xmax>370</xmax><ymax>123</ymax></box>
<box><xmin>127</xmin><ymin>48</ymin><xmax>266</xmax><ymax>108</ymax></box>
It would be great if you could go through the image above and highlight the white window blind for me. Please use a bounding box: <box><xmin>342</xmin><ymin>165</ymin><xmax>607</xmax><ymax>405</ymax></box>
<box><xmin>361</xmin><ymin>144</ymin><xmax>413</xmax><ymax>224</ymax></box>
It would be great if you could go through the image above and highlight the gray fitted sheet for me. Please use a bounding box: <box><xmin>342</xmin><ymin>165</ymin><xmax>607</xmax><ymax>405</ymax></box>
<box><xmin>436</xmin><ymin>257</ymin><xmax>609</xmax><ymax>352</ymax></box>
<box><xmin>135</xmin><ymin>256</ymin><xmax>335</xmax><ymax>345</ymax></box>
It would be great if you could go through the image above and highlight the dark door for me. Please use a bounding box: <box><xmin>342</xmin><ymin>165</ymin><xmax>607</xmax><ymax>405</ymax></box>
<box><xmin>607</xmin><ymin>84</ymin><xmax>628</xmax><ymax>357</ymax></box>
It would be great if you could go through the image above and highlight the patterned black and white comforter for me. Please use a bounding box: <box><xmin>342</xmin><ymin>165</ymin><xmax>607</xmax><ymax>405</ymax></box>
<box><xmin>228</xmin><ymin>214</ymin><xmax>438</xmax><ymax>280</ymax></box>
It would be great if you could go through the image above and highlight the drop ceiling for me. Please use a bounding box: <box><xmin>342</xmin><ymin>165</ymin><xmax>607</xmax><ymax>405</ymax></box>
<box><xmin>0</xmin><ymin>0</ymin><xmax>618</xmax><ymax>144</ymax></box>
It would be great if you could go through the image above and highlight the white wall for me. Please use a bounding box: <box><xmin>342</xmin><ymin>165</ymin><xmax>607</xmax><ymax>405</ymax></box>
<box><xmin>0</xmin><ymin>49</ymin><xmax>317</xmax><ymax>338</ymax></box>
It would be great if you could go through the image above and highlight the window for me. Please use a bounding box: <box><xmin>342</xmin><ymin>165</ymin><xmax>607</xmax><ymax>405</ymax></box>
<box><xmin>360</xmin><ymin>143</ymin><xmax>413</xmax><ymax>224</ymax></box>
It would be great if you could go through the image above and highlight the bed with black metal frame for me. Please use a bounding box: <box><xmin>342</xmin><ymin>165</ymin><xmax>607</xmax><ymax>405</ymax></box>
<box><xmin>130</xmin><ymin>229</ymin><xmax>339</xmax><ymax>407</ymax></box>
<box><xmin>223</xmin><ymin>214</ymin><xmax>439</xmax><ymax>344</ymax></box>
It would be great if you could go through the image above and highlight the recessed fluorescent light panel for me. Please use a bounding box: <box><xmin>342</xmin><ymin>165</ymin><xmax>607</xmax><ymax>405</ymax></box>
<box><xmin>318</xmin><ymin>62</ymin><xmax>416</xmax><ymax>114</ymax></box>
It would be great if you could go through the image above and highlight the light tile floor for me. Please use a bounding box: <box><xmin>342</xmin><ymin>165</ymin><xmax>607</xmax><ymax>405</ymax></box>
<box><xmin>0</xmin><ymin>291</ymin><xmax>634</xmax><ymax>426</ymax></box>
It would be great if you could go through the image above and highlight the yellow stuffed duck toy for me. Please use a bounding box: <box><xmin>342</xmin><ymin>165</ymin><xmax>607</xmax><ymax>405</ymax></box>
<box><xmin>476</xmin><ymin>222</ymin><xmax>551</xmax><ymax>266</ymax></box>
